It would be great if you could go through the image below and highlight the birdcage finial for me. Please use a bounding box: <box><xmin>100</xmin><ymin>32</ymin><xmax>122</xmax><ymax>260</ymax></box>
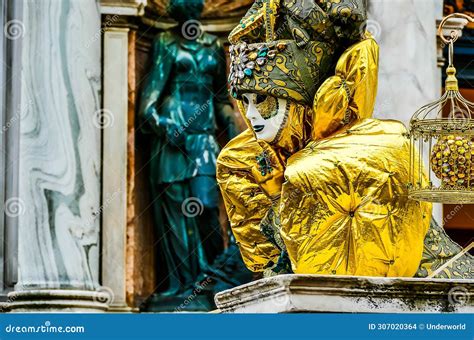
<box><xmin>408</xmin><ymin>12</ymin><xmax>474</xmax><ymax>204</ymax></box>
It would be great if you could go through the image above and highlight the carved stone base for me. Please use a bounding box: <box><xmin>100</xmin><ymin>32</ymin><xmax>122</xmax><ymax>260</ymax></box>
<box><xmin>6</xmin><ymin>290</ymin><xmax>109</xmax><ymax>313</ymax></box>
<box><xmin>107</xmin><ymin>303</ymin><xmax>134</xmax><ymax>313</ymax></box>
<box><xmin>215</xmin><ymin>275</ymin><xmax>474</xmax><ymax>313</ymax></box>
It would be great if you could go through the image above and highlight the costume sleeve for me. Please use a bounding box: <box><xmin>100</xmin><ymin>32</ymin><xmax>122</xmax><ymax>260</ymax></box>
<box><xmin>312</xmin><ymin>38</ymin><xmax>379</xmax><ymax>140</ymax></box>
<box><xmin>217</xmin><ymin>131</ymin><xmax>282</xmax><ymax>272</ymax></box>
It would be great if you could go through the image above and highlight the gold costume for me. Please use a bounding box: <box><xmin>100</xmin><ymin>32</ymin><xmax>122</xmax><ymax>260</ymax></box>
<box><xmin>217</xmin><ymin>0</ymin><xmax>473</xmax><ymax>278</ymax></box>
<box><xmin>281</xmin><ymin>118</ymin><xmax>431</xmax><ymax>276</ymax></box>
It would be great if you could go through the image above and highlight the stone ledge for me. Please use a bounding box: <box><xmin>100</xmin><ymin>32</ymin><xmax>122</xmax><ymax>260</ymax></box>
<box><xmin>7</xmin><ymin>289</ymin><xmax>110</xmax><ymax>313</ymax></box>
<box><xmin>214</xmin><ymin>274</ymin><xmax>474</xmax><ymax>313</ymax></box>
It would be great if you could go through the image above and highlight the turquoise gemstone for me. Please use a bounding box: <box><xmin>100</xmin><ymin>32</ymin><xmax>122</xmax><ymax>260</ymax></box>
<box><xmin>244</xmin><ymin>68</ymin><xmax>253</xmax><ymax>76</ymax></box>
<box><xmin>257</xmin><ymin>47</ymin><xmax>268</xmax><ymax>57</ymax></box>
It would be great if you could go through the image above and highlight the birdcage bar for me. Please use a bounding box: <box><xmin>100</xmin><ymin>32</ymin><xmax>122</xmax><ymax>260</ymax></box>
<box><xmin>408</xmin><ymin>12</ymin><xmax>474</xmax><ymax>204</ymax></box>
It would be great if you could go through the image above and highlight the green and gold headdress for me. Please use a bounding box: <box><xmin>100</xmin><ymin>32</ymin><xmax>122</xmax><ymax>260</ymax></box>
<box><xmin>228</xmin><ymin>0</ymin><xmax>367</xmax><ymax>105</ymax></box>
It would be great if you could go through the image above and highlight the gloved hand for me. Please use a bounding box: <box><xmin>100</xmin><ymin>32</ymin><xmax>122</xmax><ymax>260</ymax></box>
<box><xmin>251</xmin><ymin>140</ymin><xmax>286</xmax><ymax>200</ymax></box>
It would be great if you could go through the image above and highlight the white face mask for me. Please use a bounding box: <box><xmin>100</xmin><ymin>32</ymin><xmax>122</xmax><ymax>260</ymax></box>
<box><xmin>243</xmin><ymin>93</ymin><xmax>288</xmax><ymax>143</ymax></box>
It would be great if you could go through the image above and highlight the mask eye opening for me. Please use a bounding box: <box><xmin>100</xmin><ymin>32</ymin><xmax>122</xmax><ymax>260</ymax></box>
<box><xmin>255</xmin><ymin>94</ymin><xmax>267</xmax><ymax>105</ymax></box>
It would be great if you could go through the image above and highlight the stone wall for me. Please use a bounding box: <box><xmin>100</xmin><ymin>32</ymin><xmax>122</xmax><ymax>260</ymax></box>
<box><xmin>368</xmin><ymin>0</ymin><xmax>444</xmax><ymax>222</ymax></box>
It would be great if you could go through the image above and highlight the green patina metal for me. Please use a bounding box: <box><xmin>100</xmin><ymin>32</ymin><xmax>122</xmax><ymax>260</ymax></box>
<box><xmin>139</xmin><ymin>0</ymin><xmax>251</xmax><ymax>312</ymax></box>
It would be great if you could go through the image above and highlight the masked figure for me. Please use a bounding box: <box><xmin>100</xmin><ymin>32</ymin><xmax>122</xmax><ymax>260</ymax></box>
<box><xmin>217</xmin><ymin>0</ymin><xmax>473</xmax><ymax>279</ymax></box>
<box><xmin>139</xmin><ymin>0</ymin><xmax>251</xmax><ymax>311</ymax></box>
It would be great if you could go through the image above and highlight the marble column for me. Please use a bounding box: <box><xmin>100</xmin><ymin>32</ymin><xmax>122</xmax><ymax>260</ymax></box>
<box><xmin>368</xmin><ymin>0</ymin><xmax>444</xmax><ymax>223</ymax></box>
<box><xmin>7</xmin><ymin>0</ymin><xmax>105</xmax><ymax>311</ymax></box>
<box><xmin>101</xmin><ymin>26</ymin><xmax>133</xmax><ymax>312</ymax></box>
<box><xmin>99</xmin><ymin>1</ymin><xmax>158</xmax><ymax>310</ymax></box>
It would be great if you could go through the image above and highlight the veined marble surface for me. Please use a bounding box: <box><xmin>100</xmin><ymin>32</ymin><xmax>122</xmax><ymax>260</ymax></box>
<box><xmin>17</xmin><ymin>0</ymin><xmax>101</xmax><ymax>290</ymax></box>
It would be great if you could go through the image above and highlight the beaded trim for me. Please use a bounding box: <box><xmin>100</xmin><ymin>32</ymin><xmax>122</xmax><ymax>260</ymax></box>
<box><xmin>271</xmin><ymin>100</ymin><xmax>291</xmax><ymax>144</ymax></box>
<box><xmin>341</xmin><ymin>78</ymin><xmax>353</xmax><ymax>125</ymax></box>
<box><xmin>256</xmin><ymin>150</ymin><xmax>273</xmax><ymax>176</ymax></box>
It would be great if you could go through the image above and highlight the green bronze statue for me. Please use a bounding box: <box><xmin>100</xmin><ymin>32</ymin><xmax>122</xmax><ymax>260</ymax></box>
<box><xmin>139</xmin><ymin>0</ymin><xmax>251</xmax><ymax>312</ymax></box>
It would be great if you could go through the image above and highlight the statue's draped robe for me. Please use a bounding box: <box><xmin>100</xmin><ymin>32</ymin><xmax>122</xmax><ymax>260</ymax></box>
<box><xmin>140</xmin><ymin>31</ymin><xmax>238</xmax><ymax>294</ymax></box>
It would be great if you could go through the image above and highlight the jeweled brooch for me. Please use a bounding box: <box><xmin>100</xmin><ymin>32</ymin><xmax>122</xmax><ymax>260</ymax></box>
<box><xmin>256</xmin><ymin>150</ymin><xmax>273</xmax><ymax>176</ymax></box>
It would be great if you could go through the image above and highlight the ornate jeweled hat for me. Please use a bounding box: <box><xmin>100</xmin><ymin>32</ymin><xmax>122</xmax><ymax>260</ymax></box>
<box><xmin>228</xmin><ymin>0</ymin><xmax>367</xmax><ymax>105</ymax></box>
<box><xmin>229</xmin><ymin>39</ymin><xmax>334</xmax><ymax>104</ymax></box>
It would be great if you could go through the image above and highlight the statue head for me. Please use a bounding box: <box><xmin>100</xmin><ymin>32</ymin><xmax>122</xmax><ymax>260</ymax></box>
<box><xmin>168</xmin><ymin>0</ymin><xmax>204</xmax><ymax>22</ymax></box>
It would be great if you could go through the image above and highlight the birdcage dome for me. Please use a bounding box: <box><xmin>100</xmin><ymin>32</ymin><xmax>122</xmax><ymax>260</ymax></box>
<box><xmin>408</xmin><ymin>13</ymin><xmax>474</xmax><ymax>204</ymax></box>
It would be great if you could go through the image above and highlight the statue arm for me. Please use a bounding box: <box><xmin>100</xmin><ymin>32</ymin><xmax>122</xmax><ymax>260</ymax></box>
<box><xmin>139</xmin><ymin>33</ymin><xmax>173</xmax><ymax>136</ymax></box>
<box><xmin>213</xmin><ymin>40</ymin><xmax>238</xmax><ymax>140</ymax></box>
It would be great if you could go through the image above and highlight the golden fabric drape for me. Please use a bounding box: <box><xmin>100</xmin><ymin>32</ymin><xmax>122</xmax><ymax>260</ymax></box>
<box><xmin>218</xmin><ymin>35</ymin><xmax>432</xmax><ymax>276</ymax></box>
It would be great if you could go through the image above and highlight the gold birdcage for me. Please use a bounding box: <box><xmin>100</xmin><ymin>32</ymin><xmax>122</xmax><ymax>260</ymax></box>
<box><xmin>408</xmin><ymin>13</ymin><xmax>474</xmax><ymax>204</ymax></box>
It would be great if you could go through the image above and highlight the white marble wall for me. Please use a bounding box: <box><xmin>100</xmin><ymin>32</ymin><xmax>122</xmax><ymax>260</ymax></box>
<box><xmin>368</xmin><ymin>0</ymin><xmax>443</xmax><ymax>223</ymax></box>
<box><xmin>17</xmin><ymin>0</ymin><xmax>101</xmax><ymax>290</ymax></box>
<box><xmin>368</xmin><ymin>0</ymin><xmax>443</xmax><ymax>127</ymax></box>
